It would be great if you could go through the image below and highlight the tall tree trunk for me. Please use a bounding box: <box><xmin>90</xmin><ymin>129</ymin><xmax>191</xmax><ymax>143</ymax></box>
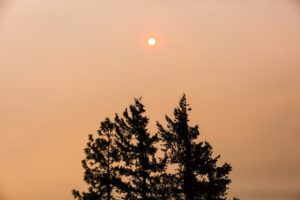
<box><xmin>184</xmin><ymin>129</ymin><xmax>193</xmax><ymax>200</ymax></box>
<box><xmin>142</xmin><ymin>172</ymin><xmax>147</xmax><ymax>200</ymax></box>
<box><xmin>107</xmin><ymin>133</ymin><xmax>111</xmax><ymax>200</ymax></box>
<box><xmin>141</xmin><ymin>149</ymin><xmax>147</xmax><ymax>200</ymax></box>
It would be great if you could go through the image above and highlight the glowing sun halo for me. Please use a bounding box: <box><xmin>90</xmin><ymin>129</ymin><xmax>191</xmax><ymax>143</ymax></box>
<box><xmin>147</xmin><ymin>37</ymin><xmax>156</xmax><ymax>46</ymax></box>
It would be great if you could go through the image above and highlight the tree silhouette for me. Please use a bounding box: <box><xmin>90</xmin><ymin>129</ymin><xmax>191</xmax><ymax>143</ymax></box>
<box><xmin>157</xmin><ymin>95</ymin><xmax>232</xmax><ymax>200</ymax></box>
<box><xmin>114</xmin><ymin>98</ymin><xmax>163</xmax><ymax>200</ymax></box>
<box><xmin>72</xmin><ymin>118</ymin><xmax>121</xmax><ymax>200</ymax></box>
<box><xmin>73</xmin><ymin>95</ymin><xmax>236</xmax><ymax>200</ymax></box>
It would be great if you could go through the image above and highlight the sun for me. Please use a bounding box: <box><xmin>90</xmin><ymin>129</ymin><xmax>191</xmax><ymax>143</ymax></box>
<box><xmin>147</xmin><ymin>37</ymin><xmax>156</xmax><ymax>46</ymax></box>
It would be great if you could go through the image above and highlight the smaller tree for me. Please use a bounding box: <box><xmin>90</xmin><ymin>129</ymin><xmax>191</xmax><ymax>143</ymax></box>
<box><xmin>114</xmin><ymin>98</ymin><xmax>163</xmax><ymax>199</ymax></box>
<box><xmin>72</xmin><ymin>118</ymin><xmax>121</xmax><ymax>200</ymax></box>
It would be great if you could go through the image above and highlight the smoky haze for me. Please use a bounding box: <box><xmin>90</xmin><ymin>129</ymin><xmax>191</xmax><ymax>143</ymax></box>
<box><xmin>0</xmin><ymin>0</ymin><xmax>300</xmax><ymax>200</ymax></box>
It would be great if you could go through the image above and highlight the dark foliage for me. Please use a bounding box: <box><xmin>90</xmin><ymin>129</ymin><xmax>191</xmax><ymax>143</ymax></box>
<box><xmin>157</xmin><ymin>95</ymin><xmax>232</xmax><ymax>200</ymax></box>
<box><xmin>114</xmin><ymin>98</ymin><xmax>164</xmax><ymax>199</ymax></box>
<box><xmin>72</xmin><ymin>118</ymin><xmax>121</xmax><ymax>200</ymax></box>
<box><xmin>73</xmin><ymin>95</ymin><xmax>236</xmax><ymax>200</ymax></box>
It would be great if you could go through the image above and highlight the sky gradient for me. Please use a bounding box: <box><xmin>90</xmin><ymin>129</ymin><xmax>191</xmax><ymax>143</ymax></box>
<box><xmin>0</xmin><ymin>0</ymin><xmax>300</xmax><ymax>199</ymax></box>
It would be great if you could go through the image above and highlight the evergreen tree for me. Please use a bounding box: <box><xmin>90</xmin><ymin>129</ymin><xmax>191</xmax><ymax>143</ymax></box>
<box><xmin>114</xmin><ymin>98</ymin><xmax>163</xmax><ymax>200</ymax></box>
<box><xmin>72</xmin><ymin>118</ymin><xmax>121</xmax><ymax>200</ymax></box>
<box><xmin>73</xmin><ymin>95</ymin><xmax>237</xmax><ymax>200</ymax></box>
<box><xmin>157</xmin><ymin>95</ymin><xmax>232</xmax><ymax>200</ymax></box>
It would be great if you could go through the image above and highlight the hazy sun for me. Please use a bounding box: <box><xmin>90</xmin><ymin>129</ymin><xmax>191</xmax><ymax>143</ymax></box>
<box><xmin>147</xmin><ymin>37</ymin><xmax>156</xmax><ymax>46</ymax></box>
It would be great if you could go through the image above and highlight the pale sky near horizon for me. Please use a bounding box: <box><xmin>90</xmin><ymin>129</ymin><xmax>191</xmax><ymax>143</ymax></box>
<box><xmin>1</xmin><ymin>1</ymin><xmax>300</xmax><ymax>200</ymax></box>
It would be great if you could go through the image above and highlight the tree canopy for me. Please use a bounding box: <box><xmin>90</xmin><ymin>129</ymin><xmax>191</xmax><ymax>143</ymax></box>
<box><xmin>73</xmin><ymin>95</ymin><xmax>236</xmax><ymax>200</ymax></box>
<box><xmin>157</xmin><ymin>95</ymin><xmax>231</xmax><ymax>200</ymax></box>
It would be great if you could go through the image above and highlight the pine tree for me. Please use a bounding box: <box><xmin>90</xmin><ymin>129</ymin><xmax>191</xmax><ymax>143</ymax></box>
<box><xmin>157</xmin><ymin>95</ymin><xmax>232</xmax><ymax>200</ymax></box>
<box><xmin>114</xmin><ymin>98</ymin><xmax>163</xmax><ymax>200</ymax></box>
<box><xmin>72</xmin><ymin>118</ymin><xmax>121</xmax><ymax>200</ymax></box>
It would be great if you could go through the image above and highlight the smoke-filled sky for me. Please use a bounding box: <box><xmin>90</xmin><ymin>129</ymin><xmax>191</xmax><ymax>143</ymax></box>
<box><xmin>0</xmin><ymin>1</ymin><xmax>300</xmax><ymax>200</ymax></box>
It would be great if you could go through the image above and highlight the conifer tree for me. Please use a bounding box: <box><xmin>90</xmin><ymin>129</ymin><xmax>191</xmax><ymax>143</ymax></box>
<box><xmin>157</xmin><ymin>95</ymin><xmax>232</xmax><ymax>200</ymax></box>
<box><xmin>72</xmin><ymin>118</ymin><xmax>121</xmax><ymax>200</ymax></box>
<box><xmin>114</xmin><ymin>98</ymin><xmax>163</xmax><ymax>200</ymax></box>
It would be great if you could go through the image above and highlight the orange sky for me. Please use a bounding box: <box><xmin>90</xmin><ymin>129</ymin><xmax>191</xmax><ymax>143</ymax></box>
<box><xmin>0</xmin><ymin>1</ymin><xmax>300</xmax><ymax>200</ymax></box>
